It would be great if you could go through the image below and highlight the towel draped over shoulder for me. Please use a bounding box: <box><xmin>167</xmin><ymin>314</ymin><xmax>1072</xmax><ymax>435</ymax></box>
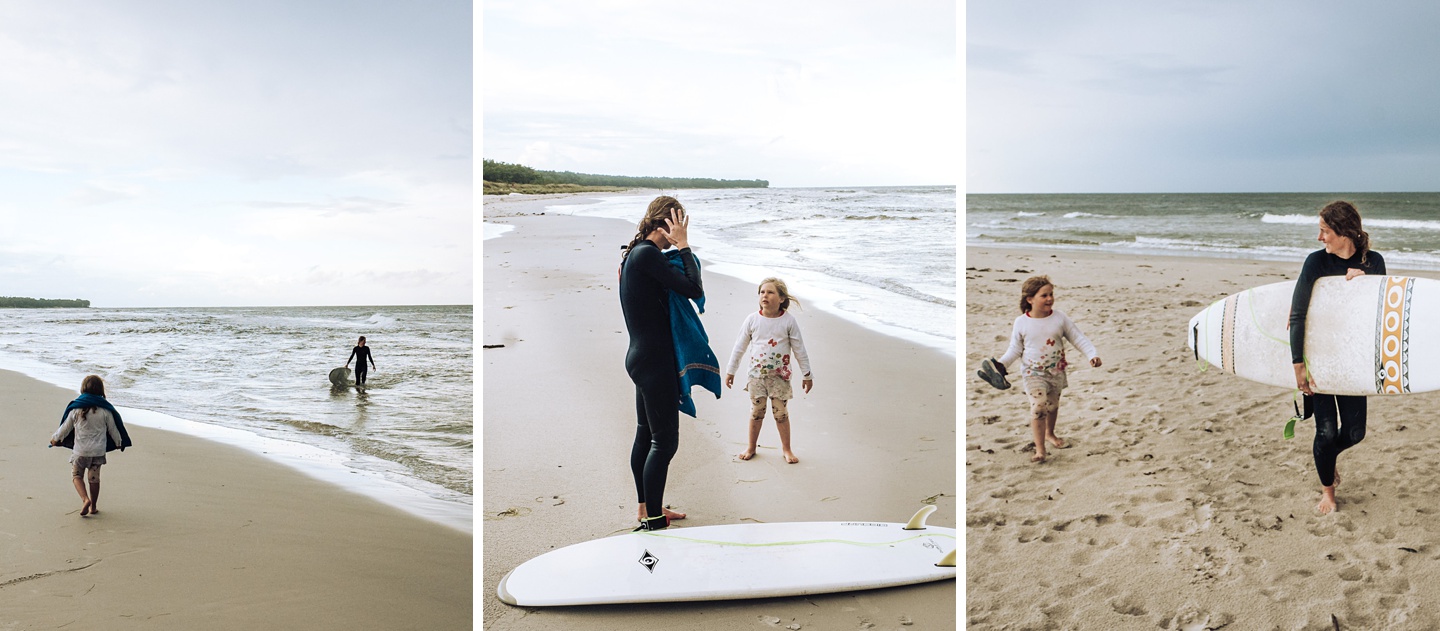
<box><xmin>56</xmin><ymin>393</ymin><xmax>134</xmax><ymax>452</ymax></box>
<box><xmin>665</xmin><ymin>250</ymin><xmax>722</xmax><ymax>416</ymax></box>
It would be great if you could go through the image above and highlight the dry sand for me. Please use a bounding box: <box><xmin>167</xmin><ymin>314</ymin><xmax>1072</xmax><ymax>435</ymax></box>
<box><xmin>482</xmin><ymin>194</ymin><xmax>957</xmax><ymax>630</ymax></box>
<box><xmin>0</xmin><ymin>369</ymin><xmax>471</xmax><ymax>629</ymax></box>
<box><xmin>966</xmin><ymin>247</ymin><xmax>1440</xmax><ymax>630</ymax></box>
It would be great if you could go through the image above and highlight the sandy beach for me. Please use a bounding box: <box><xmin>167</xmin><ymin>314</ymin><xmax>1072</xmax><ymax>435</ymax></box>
<box><xmin>965</xmin><ymin>246</ymin><xmax>1440</xmax><ymax>630</ymax></box>
<box><xmin>482</xmin><ymin>193</ymin><xmax>957</xmax><ymax>629</ymax></box>
<box><xmin>0</xmin><ymin>370</ymin><xmax>471</xmax><ymax>629</ymax></box>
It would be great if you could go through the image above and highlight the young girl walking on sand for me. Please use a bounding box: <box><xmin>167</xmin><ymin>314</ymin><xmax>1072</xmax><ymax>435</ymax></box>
<box><xmin>725</xmin><ymin>277</ymin><xmax>812</xmax><ymax>464</ymax></box>
<box><xmin>50</xmin><ymin>375</ymin><xmax>132</xmax><ymax>516</ymax></box>
<box><xmin>978</xmin><ymin>276</ymin><xmax>1101</xmax><ymax>463</ymax></box>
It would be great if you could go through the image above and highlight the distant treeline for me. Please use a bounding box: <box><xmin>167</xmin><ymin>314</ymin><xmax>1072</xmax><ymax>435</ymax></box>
<box><xmin>483</xmin><ymin>159</ymin><xmax>768</xmax><ymax>189</ymax></box>
<box><xmin>0</xmin><ymin>296</ymin><xmax>90</xmax><ymax>308</ymax></box>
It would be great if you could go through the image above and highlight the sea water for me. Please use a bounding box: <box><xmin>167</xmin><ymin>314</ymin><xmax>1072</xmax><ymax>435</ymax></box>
<box><xmin>0</xmin><ymin>305</ymin><xmax>472</xmax><ymax>532</ymax></box>
<box><xmin>967</xmin><ymin>192</ymin><xmax>1440</xmax><ymax>271</ymax></box>
<box><xmin>509</xmin><ymin>186</ymin><xmax>958</xmax><ymax>354</ymax></box>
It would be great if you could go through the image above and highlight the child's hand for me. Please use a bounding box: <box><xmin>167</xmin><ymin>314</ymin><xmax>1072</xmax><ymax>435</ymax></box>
<box><xmin>1345</xmin><ymin>268</ymin><xmax>1366</xmax><ymax>280</ymax></box>
<box><xmin>802</xmin><ymin>378</ymin><xmax>813</xmax><ymax>393</ymax></box>
<box><xmin>1090</xmin><ymin>357</ymin><xmax>1103</xmax><ymax>368</ymax></box>
<box><xmin>725</xmin><ymin>374</ymin><xmax>734</xmax><ymax>389</ymax></box>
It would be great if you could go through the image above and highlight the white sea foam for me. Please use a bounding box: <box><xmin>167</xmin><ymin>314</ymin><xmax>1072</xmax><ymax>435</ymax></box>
<box><xmin>483</xmin><ymin>222</ymin><xmax>515</xmax><ymax>240</ymax></box>
<box><xmin>0</xmin><ymin>306</ymin><xmax>473</xmax><ymax>528</ymax></box>
<box><xmin>547</xmin><ymin>187</ymin><xmax>956</xmax><ymax>354</ymax></box>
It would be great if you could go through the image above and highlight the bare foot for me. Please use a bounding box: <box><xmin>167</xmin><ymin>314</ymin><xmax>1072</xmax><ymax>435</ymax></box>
<box><xmin>1031</xmin><ymin>452</ymin><xmax>1046</xmax><ymax>464</ymax></box>
<box><xmin>1046</xmin><ymin>435</ymin><xmax>1068</xmax><ymax>449</ymax></box>
<box><xmin>637</xmin><ymin>506</ymin><xmax>687</xmax><ymax>522</ymax></box>
<box><xmin>1317</xmin><ymin>487</ymin><xmax>1338</xmax><ymax>515</ymax></box>
<box><xmin>80</xmin><ymin>501</ymin><xmax>91</xmax><ymax>517</ymax></box>
<box><xmin>737</xmin><ymin>449</ymin><xmax>756</xmax><ymax>461</ymax></box>
<box><xmin>783</xmin><ymin>450</ymin><xmax>799</xmax><ymax>464</ymax></box>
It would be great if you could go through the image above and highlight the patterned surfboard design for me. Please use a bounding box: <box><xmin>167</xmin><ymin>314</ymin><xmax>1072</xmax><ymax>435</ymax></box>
<box><xmin>1189</xmin><ymin>275</ymin><xmax>1440</xmax><ymax>396</ymax></box>
<box><xmin>1376</xmin><ymin>276</ymin><xmax>1413</xmax><ymax>394</ymax></box>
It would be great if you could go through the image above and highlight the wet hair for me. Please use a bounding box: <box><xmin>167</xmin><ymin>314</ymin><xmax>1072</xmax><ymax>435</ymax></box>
<box><xmin>622</xmin><ymin>196</ymin><xmax>685</xmax><ymax>263</ymax></box>
<box><xmin>1019</xmin><ymin>276</ymin><xmax>1053</xmax><ymax>314</ymax></box>
<box><xmin>358</xmin><ymin>336</ymin><xmax>367</xmax><ymax>344</ymax></box>
<box><xmin>759</xmin><ymin>277</ymin><xmax>800</xmax><ymax>312</ymax></box>
<box><xmin>1319</xmin><ymin>201</ymin><xmax>1371</xmax><ymax>265</ymax></box>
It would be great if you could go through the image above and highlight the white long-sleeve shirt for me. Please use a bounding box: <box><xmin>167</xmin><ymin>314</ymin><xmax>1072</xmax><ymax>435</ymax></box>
<box><xmin>725</xmin><ymin>310</ymin><xmax>812</xmax><ymax>380</ymax></box>
<box><xmin>52</xmin><ymin>407</ymin><xmax>122</xmax><ymax>458</ymax></box>
<box><xmin>996</xmin><ymin>309</ymin><xmax>1098</xmax><ymax>378</ymax></box>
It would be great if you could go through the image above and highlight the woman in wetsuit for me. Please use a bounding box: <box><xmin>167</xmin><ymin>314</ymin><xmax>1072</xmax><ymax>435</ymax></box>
<box><xmin>1290</xmin><ymin>200</ymin><xmax>1385</xmax><ymax>515</ymax></box>
<box><xmin>619</xmin><ymin>196</ymin><xmax>704</xmax><ymax>531</ymax></box>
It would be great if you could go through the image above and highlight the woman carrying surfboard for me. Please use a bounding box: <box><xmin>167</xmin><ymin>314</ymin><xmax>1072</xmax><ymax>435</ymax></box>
<box><xmin>1290</xmin><ymin>201</ymin><xmax>1385</xmax><ymax>515</ymax></box>
<box><xmin>619</xmin><ymin>196</ymin><xmax>704</xmax><ymax>531</ymax></box>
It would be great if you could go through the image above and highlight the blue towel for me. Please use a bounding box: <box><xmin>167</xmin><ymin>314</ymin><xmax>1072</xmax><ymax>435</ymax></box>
<box><xmin>56</xmin><ymin>393</ymin><xmax>134</xmax><ymax>452</ymax></box>
<box><xmin>666</xmin><ymin>250</ymin><xmax>722</xmax><ymax>417</ymax></box>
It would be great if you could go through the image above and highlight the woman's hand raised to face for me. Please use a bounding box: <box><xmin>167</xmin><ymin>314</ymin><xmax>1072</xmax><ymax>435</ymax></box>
<box><xmin>659</xmin><ymin>207</ymin><xmax>689</xmax><ymax>250</ymax></box>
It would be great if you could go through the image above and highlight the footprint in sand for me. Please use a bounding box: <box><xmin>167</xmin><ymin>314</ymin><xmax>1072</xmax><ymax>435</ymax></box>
<box><xmin>1107</xmin><ymin>593</ymin><xmax>1147</xmax><ymax>616</ymax></box>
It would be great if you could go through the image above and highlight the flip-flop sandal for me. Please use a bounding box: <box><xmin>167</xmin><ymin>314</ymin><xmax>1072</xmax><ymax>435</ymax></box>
<box><xmin>977</xmin><ymin>358</ymin><xmax>1011</xmax><ymax>390</ymax></box>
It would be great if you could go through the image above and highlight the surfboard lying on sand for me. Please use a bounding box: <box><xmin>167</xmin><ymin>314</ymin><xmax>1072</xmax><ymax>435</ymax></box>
<box><xmin>328</xmin><ymin>366</ymin><xmax>353</xmax><ymax>387</ymax></box>
<box><xmin>1188</xmin><ymin>275</ymin><xmax>1440</xmax><ymax>395</ymax></box>
<box><xmin>497</xmin><ymin>506</ymin><xmax>955</xmax><ymax>606</ymax></box>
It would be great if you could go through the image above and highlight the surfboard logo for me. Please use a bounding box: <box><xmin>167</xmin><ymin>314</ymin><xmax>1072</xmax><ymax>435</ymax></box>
<box><xmin>1376</xmin><ymin>276</ymin><xmax>1413</xmax><ymax>394</ymax></box>
<box><xmin>638</xmin><ymin>550</ymin><xmax>659</xmax><ymax>574</ymax></box>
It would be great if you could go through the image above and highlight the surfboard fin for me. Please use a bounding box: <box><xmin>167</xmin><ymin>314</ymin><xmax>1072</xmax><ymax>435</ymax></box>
<box><xmin>903</xmin><ymin>505</ymin><xmax>937</xmax><ymax>530</ymax></box>
<box><xmin>936</xmin><ymin>549</ymin><xmax>956</xmax><ymax>568</ymax></box>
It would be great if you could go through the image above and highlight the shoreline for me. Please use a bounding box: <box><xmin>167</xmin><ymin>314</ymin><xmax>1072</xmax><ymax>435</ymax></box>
<box><xmin>0</xmin><ymin>368</ymin><xmax>471</xmax><ymax>627</ymax></box>
<box><xmin>0</xmin><ymin>353</ymin><xmax>472</xmax><ymax>534</ymax></box>
<box><xmin>966</xmin><ymin>246</ymin><xmax>1440</xmax><ymax>629</ymax></box>
<box><xmin>482</xmin><ymin>196</ymin><xmax>956</xmax><ymax>629</ymax></box>
<box><xmin>484</xmin><ymin>191</ymin><xmax>957</xmax><ymax>355</ymax></box>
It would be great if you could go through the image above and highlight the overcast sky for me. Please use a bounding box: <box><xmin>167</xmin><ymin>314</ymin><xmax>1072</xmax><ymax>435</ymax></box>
<box><xmin>0</xmin><ymin>1</ymin><xmax>471</xmax><ymax>307</ymax></box>
<box><xmin>483</xmin><ymin>0</ymin><xmax>958</xmax><ymax>188</ymax></box>
<box><xmin>969</xmin><ymin>2</ymin><xmax>1440</xmax><ymax>194</ymax></box>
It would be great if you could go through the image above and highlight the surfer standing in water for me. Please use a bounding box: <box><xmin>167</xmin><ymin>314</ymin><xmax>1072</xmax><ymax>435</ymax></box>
<box><xmin>347</xmin><ymin>336</ymin><xmax>376</xmax><ymax>386</ymax></box>
<box><xmin>619</xmin><ymin>196</ymin><xmax>703</xmax><ymax>531</ymax></box>
<box><xmin>1291</xmin><ymin>201</ymin><xmax>1385</xmax><ymax>515</ymax></box>
<box><xmin>978</xmin><ymin>276</ymin><xmax>1102</xmax><ymax>463</ymax></box>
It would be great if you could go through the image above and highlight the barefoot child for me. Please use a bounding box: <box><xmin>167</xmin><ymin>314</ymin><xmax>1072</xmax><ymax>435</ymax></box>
<box><xmin>50</xmin><ymin>375</ymin><xmax>132</xmax><ymax>516</ymax></box>
<box><xmin>978</xmin><ymin>276</ymin><xmax>1101</xmax><ymax>463</ymax></box>
<box><xmin>725</xmin><ymin>277</ymin><xmax>812</xmax><ymax>464</ymax></box>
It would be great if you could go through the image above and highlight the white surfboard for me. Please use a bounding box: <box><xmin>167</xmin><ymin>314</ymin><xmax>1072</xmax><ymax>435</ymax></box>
<box><xmin>1188</xmin><ymin>275</ymin><xmax>1440</xmax><ymax>395</ymax></box>
<box><xmin>497</xmin><ymin>506</ymin><xmax>956</xmax><ymax>606</ymax></box>
<box><xmin>328</xmin><ymin>366</ymin><xmax>352</xmax><ymax>387</ymax></box>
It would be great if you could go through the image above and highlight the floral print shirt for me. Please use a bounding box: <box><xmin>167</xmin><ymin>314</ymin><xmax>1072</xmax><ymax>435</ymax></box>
<box><xmin>996</xmin><ymin>309</ymin><xmax>1098</xmax><ymax>378</ymax></box>
<box><xmin>725</xmin><ymin>310</ymin><xmax>812</xmax><ymax>381</ymax></box>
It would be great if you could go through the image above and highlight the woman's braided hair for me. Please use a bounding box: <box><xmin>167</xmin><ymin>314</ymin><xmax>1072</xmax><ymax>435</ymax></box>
<box><xmin>622</xmin><ymin>196</ymin><xmax>685</xmax><ymax>263</ymax></box>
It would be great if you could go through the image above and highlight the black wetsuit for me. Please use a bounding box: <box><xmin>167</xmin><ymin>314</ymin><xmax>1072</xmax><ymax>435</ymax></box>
<box><xmin>619</xmin><ymin>240</ymin><xmax>703</xmax><ymax>520</ymax></box>
<box><xmin>1289</xmin><ymin>248</ymin><xmax>1385</xmax><ymax>487</ymax></box>
<box><xmin>349</xmin><ymin>345</ymin><xmax>374</xmax><ymax>385</ymax></box>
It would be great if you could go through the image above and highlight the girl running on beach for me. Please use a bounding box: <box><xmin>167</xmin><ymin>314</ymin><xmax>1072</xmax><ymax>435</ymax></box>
<box><xmin>619</xmin><ymin>196</ymin><xmax>703</xmax><ymax>531</ymax></box>
<box><xmin>977</xmin><ymin>276</ymin><xmax>1101</xmax><ymax>463</ymax></box>
<box><xmin>50</xmin><ymin>375</ymin><xmax>132</xmax><ymax>516</ymax></box>
<box><xmin>725</xmin><ymin>277</ymin><xmax>812</xmax><ymax>464</ymax></box>
<box><xmin>1291</xmin><ymin>201</ymin><xmax>1385</xmax><ymax>515</ymax></box>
